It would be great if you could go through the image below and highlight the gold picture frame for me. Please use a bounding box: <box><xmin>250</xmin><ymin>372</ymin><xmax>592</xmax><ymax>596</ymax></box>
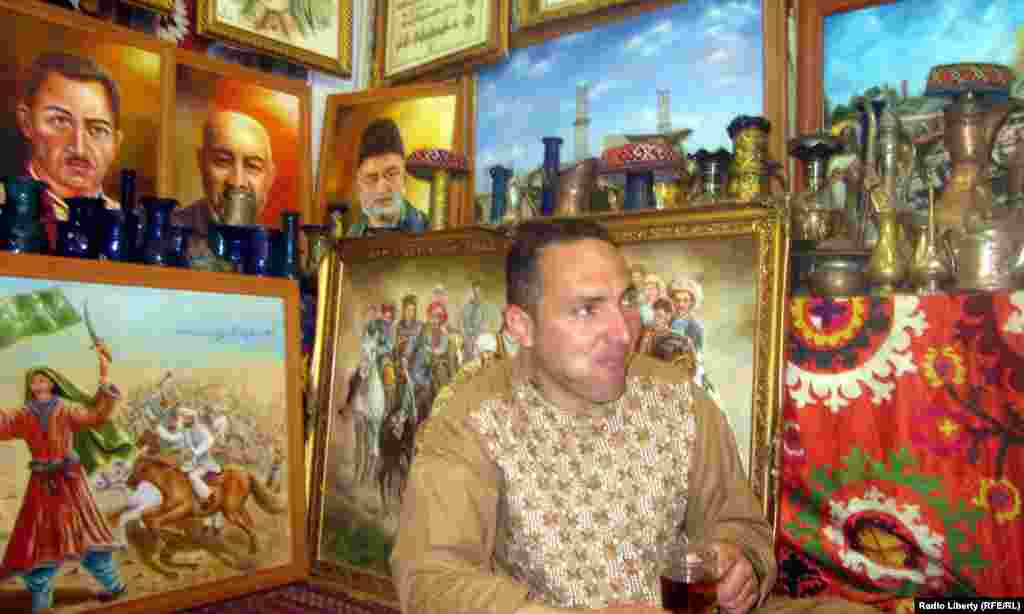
<box><xmin>375</xmin><ymin>0</ymin><xmax>509</xmax><ymax>84</ymax></box>
<box><xmin>122</xmin><ymin>0</ymin><xmax>174</xmax><ymax>14</ymax></box>
<box><xmin>197</xmin><ymin>0</ymin><xmax>353</xmax><ymax>77</ymax></box>
<box><xmin>314</xmin><ymin>79</ymin><xmax>472</xmax><ymax>227</ymax></box>
<box><xmin>306</xmin><ymin>203</ymin><xmax>789</xmax><ymax>605</ymax></box>
<box><xmin>0</xmin><ymin>253</ymin><xmax>308</xmax><ymax>614</ymax></box>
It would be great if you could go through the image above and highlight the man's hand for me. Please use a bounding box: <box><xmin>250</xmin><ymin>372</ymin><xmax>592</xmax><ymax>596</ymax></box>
<box><xmin>714</xmin><ymin>542</ymin><xmax>759</xmax><ymax>614</ymax></box>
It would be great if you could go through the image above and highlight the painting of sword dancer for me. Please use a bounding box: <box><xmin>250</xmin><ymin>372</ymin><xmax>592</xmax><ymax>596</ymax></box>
<box><xmin>0</xmin><ymin>253</ymin><xmax>307</xmax><ymax>614</ymax></box>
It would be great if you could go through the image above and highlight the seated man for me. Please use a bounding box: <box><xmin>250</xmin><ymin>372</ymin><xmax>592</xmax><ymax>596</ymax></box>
<box><xmin>391</xmin><ymin>219</ymin><xmax>879</xmax><ymax>614</ymax></box>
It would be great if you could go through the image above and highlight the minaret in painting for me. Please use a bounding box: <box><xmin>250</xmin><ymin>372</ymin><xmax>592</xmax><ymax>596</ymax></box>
<box><xmin>574</xmin><ymin>83</ymin><xmax>591</xmax><ymax>162</ymax></box>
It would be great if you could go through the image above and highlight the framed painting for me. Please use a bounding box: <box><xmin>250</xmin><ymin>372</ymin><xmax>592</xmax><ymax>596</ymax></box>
<box><xmin>0</xmin><ymin>0</ymin><xmax>170</xmax><ymax>208</ymax></box>
<box><xmin>599</xmin><ymin>204</ymin><xmax>790</xmax><ymax>520</ymax></box>
<box><xmin>196</xmin><ymin>0</ymin><xmax>353</xmax><ymax>77</ymax></box>
<box><xmin>307</xmin><ymin>226</ymin><xmax>509</xmax><ymax>606</ymax></box>
<box><xmin>307</xmin><ymin>204</ymin><xmax>789</xmax><ymax>604</ymax></box>
<box><xmin>0</xmin><ymin>253</ymin><xmax>308</xmax><ymax>614</ymax></box>
<box><xmin>797</xmin><ymin>0</ymin><xmax>1024</xmax><ymax>133</ymax></box>
<box><xmin>472</xmin><ymin>0</ymin><xmax>788</xmax><ymax>216</ymax></box>
<box><xmin>375</xmin><ymin>0</ymin><xmax>509</xmax><ymax>83</ymax></box>
<box><xmin>315</xmin><ymin>79</ymin><xmax>472</xmax><ymax>230</ymax></box>
<box><xmin>796</xmin><ymin>0</ymin><xmax>1024</xmax><ymax>211</ymax></box>
<box><xmin>171</xmin><ymin>49</ymin><xmax>314</xmax><ymax>231</ymax></box>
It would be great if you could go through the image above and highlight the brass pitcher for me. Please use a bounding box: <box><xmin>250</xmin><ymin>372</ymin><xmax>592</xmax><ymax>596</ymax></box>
<box><xmin>908</xmin><ymin>188</ymin><xmax>952</xmax><ymax>294</ymax></box>
<box><xmin>923</xmin><ymin>63</ymin><xmax>1021</xmax><ymax>237</ymax></box>
<box><xmin>867</xmin><ymin>208</ymin><xmax>907</xmax><ymax>295</ymax></box>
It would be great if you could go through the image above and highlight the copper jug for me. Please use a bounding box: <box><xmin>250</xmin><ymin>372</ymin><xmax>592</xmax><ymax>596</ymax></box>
<box><xmin>923</xmin><ymin>63</ymin><xmax>1022</xmax><ymax>237</ymax></box>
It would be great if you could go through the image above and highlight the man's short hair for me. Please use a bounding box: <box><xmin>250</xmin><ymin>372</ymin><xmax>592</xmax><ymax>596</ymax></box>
<box><xmin>358</xmin><ymin>118</ymin><xmax>404</xmax><ymax>167</ymax></box>
<box><xmin>506</xmin><ymin>219</ymin><xmax>612</xmax><ymax>309</ymax></box>
<box><xmin>22</xmin><ymin>52</ymin><xmax>121</xmax><ymax>128</ymax></box>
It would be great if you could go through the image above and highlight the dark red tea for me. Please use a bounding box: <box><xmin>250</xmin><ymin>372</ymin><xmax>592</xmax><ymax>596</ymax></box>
<box><xmin>660</xmin><ymin>575</ymin><xmax>717</xmax><ymax>614</ymax></box>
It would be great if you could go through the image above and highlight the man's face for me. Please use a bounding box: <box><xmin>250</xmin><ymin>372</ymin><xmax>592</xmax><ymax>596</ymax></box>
<box><xmin>402</xmin><ymin>303</ymin><xmax>416</xmax><ymax>322</ymax></box>
<box><xmin>672</xmin><ymin>290</ymin><xmax>695</xmax><ymax>315</ymax></box>
<box><xmin>16</xmin><ymin>73</ymin><xmax>122</xmax><ymax>199</ymax></box>
<box><xmin>199</xmin><ymin>113</ymin><xmax>276</xmax><ymax>211</ymax></box>
<box><xmin>511</xmin><ymin>239</ymin><xmax>642</xmax><ymax>412</ymax></box>
<box><xmin>30</xmin><ymin>373</ymin><xmax>55</xmax><ymax>401</ymax></box>
<box><xmin>356</xmin><ymin>152</ymin><xmax>405</xmax><ymax>221</ymax></box>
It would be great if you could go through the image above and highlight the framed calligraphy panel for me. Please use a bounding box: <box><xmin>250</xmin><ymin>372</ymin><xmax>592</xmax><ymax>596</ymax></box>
<box><xmin>376</xmin><ymin>0</ymin><xmax>509</xmax><ymax>83</ymax></box>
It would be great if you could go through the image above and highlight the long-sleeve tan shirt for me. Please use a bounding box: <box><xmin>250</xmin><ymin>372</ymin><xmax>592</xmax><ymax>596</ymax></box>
<box><xmin>391</xmin><ymin>352</ymin><xmax>774</xmax><ymax>614</ymax></box>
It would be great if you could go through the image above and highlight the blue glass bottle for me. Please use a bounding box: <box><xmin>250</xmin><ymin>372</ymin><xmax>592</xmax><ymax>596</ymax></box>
<box><xmin>278</xmin><ymin>211</ymin><xmax>301</xmax><ymax>279</ymax></box>
<box><xmin>0</xmin><ymin>176</ymin><xmax>49</xmax><ymax>254</ymax></box>
<box><xmin>57</xmin><ymin>196</ymin><xmax>103</xmax><ymax>259</ymax></box>
<box><xmin>140</xmin><ymin>197</ymin><xmax>177</xmax><ymax>266</ymax></box>
<box><xmin>167</xmin><ymin>225</ymin><xmax>193</xmax><ymax>268</ymax></box>
<box><xmin>244</xmin><ymin>226</ymin><xmax>273</xmax><ymax>276</ymax></box>
<box><xmin>541</xmin><ymin>137</ymin><xmax>563</xmax><ymax>216</ymax></box>
<box><xmin>489</xmin><ymin>165</ymin><xmax>513</xmax><ymax>224</ymax></box>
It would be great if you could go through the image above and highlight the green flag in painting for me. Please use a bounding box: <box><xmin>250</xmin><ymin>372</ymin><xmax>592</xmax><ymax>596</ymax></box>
<box><xmin>0</xmin><ymin>288</ymin><xmax>82</xmax><ymax>349</ymax></box>
<box><xmin>2</xmin><ymin>289</ymin><xmax>136</xmax><ymax>474</ymax></box>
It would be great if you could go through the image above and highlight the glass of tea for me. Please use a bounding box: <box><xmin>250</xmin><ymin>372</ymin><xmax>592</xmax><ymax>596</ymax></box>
<box><xmin>658</xmin><ymin>540</ymin><xmax>720</xmax><ymax>614</ymax></box>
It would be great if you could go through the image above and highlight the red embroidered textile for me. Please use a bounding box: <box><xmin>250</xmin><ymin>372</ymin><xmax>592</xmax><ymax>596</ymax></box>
<box><xmin>774</xmin><ymin>292</ymin><xmax>1024</xmax><ymax>609</ymax></box>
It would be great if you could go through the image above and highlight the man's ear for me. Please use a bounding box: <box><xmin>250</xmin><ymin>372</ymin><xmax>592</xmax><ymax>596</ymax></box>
<box><xmin>504</xmin><ymin>304</ymin><xmax>535</xmax><ymax>349</ymax></box>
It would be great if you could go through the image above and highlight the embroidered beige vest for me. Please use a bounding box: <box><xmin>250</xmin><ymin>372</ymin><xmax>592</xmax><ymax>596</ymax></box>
<box><xmin>469</xmin><ymin>376</ymin><xmax>697</xmax><ymax>608</ymax></box>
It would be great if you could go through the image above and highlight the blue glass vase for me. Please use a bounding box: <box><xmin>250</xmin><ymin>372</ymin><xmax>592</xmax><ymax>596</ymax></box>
<box><xmin>97</xmin><ymin>208</ymin><xmax>128</xmax><ymax>261</ymax></box>
<box><xmin>541</xmin><ymin>137</ymin><xmax>563</xmax><ymax>216</ymax></box>
<box><xmin>278</xmin><ymin>211</ymin><xmax>301</xmax><ymax>279</ymax></box>
<box><xmin>167</xmin><ymin>225</ymin><xmax>193</xmax><ymax>268</ymax></box>
<box><xmin>1</xmin><ymin>176</ymin><xmax>49</xmax><ymax>254</ymax></box>
<box><xmin>140</xmin><ymin>197</ymin><xmax>177</xmax><ymax>266</ymax></box>
<box><xmin>244</xmin><ymin>226</ymin><xmax>273</xmax><ymax>276</ymax></box>
<box><xmin>219</xmin><ymin>224</ymin><xmax>249</xmax><ymax>273</ymax></box>
<box><xmin>489</xmin><ymin>165</ymin><xmax>513</xmax><ymax>224</ymax></box>
<box><xmin>57</xmin><ymin>196</ymin><xmax>103</xmax><ymax>259</ymax></box>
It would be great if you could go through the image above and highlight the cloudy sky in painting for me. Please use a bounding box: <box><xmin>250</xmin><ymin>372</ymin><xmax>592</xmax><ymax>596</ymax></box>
<box><xmin>825</xmin><ymin>0</ymin><xmax>1024</xmax><ymax>108</ymax></box>
<box><xmin>474</xmin><ymin>0</ymin><xmax>762</xmax><ymax>190</ymax></box>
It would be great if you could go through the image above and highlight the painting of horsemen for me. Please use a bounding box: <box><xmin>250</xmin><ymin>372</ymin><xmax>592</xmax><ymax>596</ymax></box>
<box><xmin>308</xmin><ymin>228</ymin><xmax>509</xmax><ymax>603</ymax></box>
<box><xmin>0</xmin><ymin>254</ymin><xmax>307</xmax><ymax>614</ymax></box>
<box><xmin>308</xmin><ymin>207</ymin><xmax>789</xmax><ymax>606</ymax></box>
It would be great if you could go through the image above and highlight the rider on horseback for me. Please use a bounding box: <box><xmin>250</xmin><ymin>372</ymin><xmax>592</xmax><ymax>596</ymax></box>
<box><xmin>156</xmin><ymin>407</ymin><xmax>221</xmax><ymax>510</ymax></box>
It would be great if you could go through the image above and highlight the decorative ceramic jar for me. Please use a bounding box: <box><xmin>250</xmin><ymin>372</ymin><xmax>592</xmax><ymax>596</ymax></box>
<box><xmin>726</xmin><ymin>115</ymin><xmax>772</xmax><ymax>202</ymax></box>
<box><xmin>407</xmin><ymin>149</ymin><xmax>469</xmax><ymax>231</ymax></box>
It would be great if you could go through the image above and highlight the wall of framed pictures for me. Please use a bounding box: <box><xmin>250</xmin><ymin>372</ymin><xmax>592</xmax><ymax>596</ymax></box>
<box><xmin>0</xmin><ymin>0</ymin><xmax>314</xmax><ymax>226</ymax></box>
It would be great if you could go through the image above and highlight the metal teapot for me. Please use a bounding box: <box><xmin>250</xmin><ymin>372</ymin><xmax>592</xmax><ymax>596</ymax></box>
<box><xmin>944</xmin><ymin>200</ymin><xmax>1024</xmax><ymax>291</ymax></box>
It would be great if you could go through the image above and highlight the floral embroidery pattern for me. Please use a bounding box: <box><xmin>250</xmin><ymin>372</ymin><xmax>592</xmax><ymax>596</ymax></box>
<box><xmin>909</xmin><ymin>403</ymin><xmax>971</xmax><ymax>457</ymax></box>
<box><xmin>787</xmin><ymin>296</ymin><xmax>927</xmax><ymax>413</ymax></box>
<box><xmin>471</xmin><ymin>376</ymin><xmax>696</xmax><ymax>608</ymax></box>
<box><xmin>784</xmin><ymin>448</ymin><xmax>985</xmax><ymax>594</ymax></box>
<box><xmin>921</xmin><ymin>346</ymin><xmax>966</xmax><ymax>388</ymax></box>
<box><xmin>973</xmin><ymin>478</ymin><xmax>1021</xmax><ymax>524</ymax></box>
